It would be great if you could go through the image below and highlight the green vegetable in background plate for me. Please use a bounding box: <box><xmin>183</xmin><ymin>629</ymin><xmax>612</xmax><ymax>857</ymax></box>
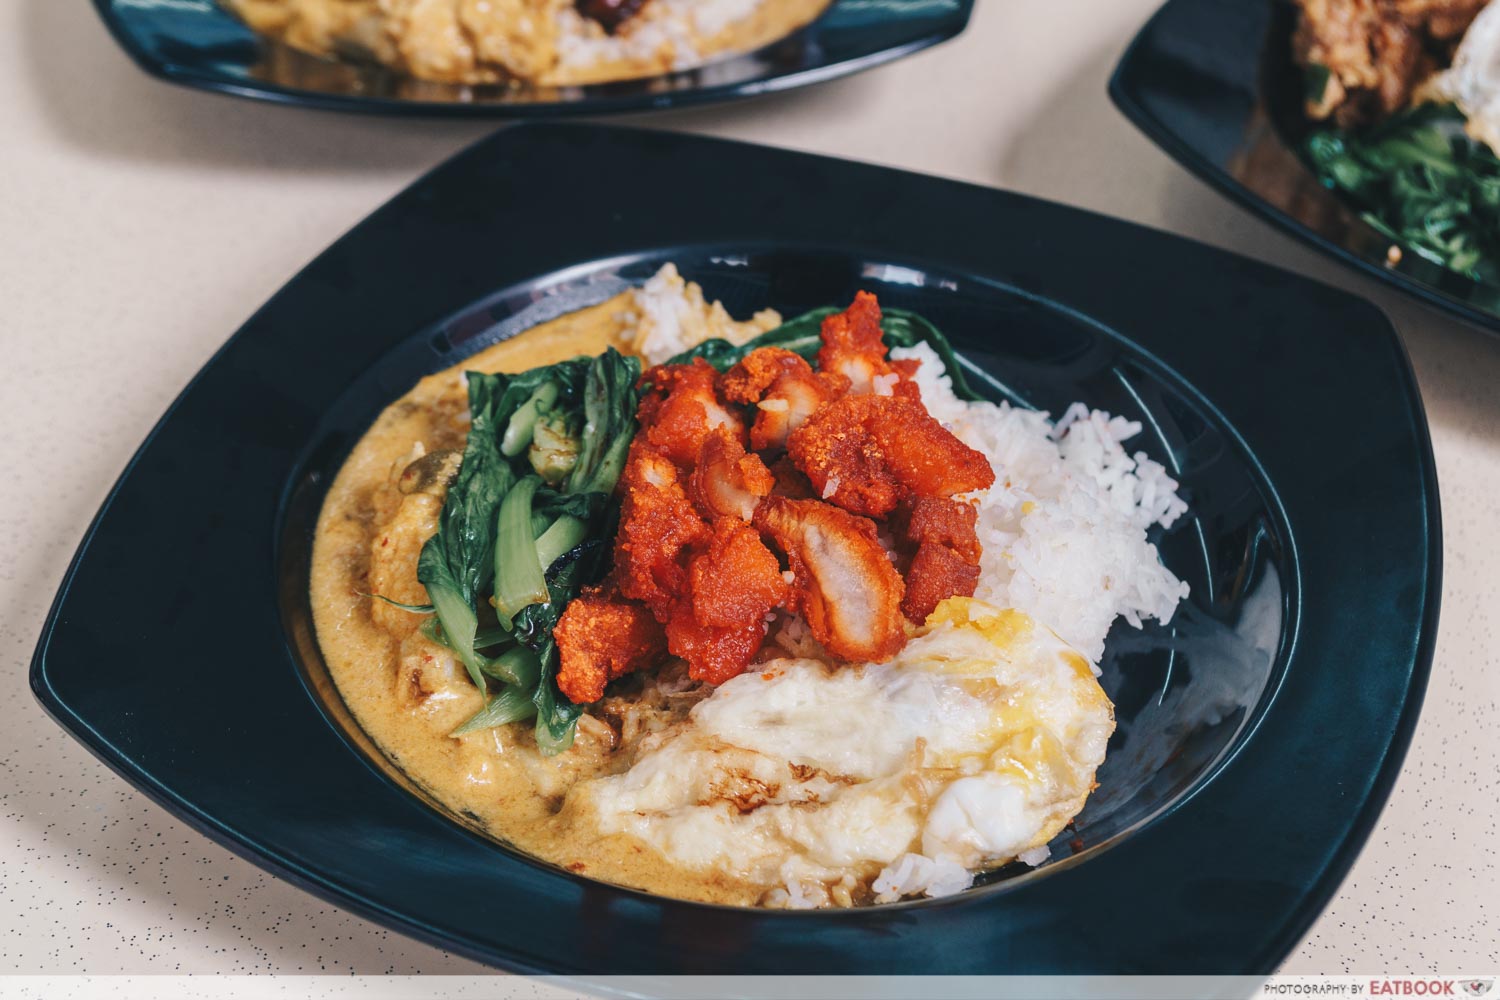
<box><xmin>1306</xmin><ymin>102</ymin><xmax>1500</xmax><ymax>284</ymax></box>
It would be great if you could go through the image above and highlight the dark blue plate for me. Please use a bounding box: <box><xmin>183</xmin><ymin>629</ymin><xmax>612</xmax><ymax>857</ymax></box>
<box><xmin>90</xmin><ymin>0</ymin><xmax>971</xmax><ymax>117</ymax></box>
<box><xmin>1110</xmin><ymin>0</ymin><xmax>1500</xmax><ymax>334</ymax></box>
<box><xmin>31</xmin><ymin>124</ymin><xmax>1439</xmax><ymax>974</ymax></box>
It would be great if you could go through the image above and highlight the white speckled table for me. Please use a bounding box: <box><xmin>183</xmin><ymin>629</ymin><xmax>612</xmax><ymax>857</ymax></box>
<box><xmin>2</xmin><ymin>0</ymin><xmax>1496</xmax><ymax>976</ymax></box>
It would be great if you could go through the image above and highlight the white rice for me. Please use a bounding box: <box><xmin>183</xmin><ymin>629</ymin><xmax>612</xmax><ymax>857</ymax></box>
<box><xmin>870</xmin><ymin>842</ymin><xmax>1053</xmax><ymax>903</ymax></box>
<box><xmin>1018</xmin><ymin>844</ymin><xmax>1052</xmax><ymax>867</ymax></box>
<box><xmin>872</xmin><ymin>853</ymin><xmax>973</xmax><ymax>903</ymax></box>
<box><xmin>892</xmin><ymin>342</ymin><xmax>1189</xmax><ymax>665</ymax></box>
<box><xmin>620</xmin><ymin>264</ymin><xmax>781</xmax><ymax>365</ymax></box>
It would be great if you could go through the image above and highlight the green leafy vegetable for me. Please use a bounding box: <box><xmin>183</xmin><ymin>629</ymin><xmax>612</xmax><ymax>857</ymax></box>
<box><xmin>416</xmin><ymin>349</ymin><xmax>642</xmax><ymax>749</ymax></box>
<box><xmin>492</xmin><ymin>475</ymin><xmax>550</xmax><ymax>621</ymax></box>
<box><xmin>477</xmin><ymin>647</ymin><xmax>541</xmax><ymax>689</ymax></box>
<box><xmin>471</xmin><ymin>624</ymin><xmax>510</xmax><ymax>649</ymax></box>
<box><xmin>1305</xmin><ymin>102</ymin><xmax>1500</xmax><ymax>283</ymax></box>
<box><xmin>566</xmin><ymin>348</ymin><xmax>640</xmax><ymax>496</ymax></box>
<box><xmin>529</xmin><ymin>413</ymin><xmax>580</xmax><ymax>485</ymax></box>
<box><xmin>520</xmin><ymin>553</ymin><xmax>599</xmax><ymax>754</ymax></box>
<box><xmin>450</xmin><ymin>683</ymin><xmax>537</xmax><ymax>736</ymax></box>
<box><xmin>667</xmin><ymin>305</ymin><xmax>983</xmax><ymax>402</ymax></box>
<box><xmin>501</xmin><ymin>381</ymin><xmax>560</xmax><ymax>457</ymax></box>
<box><xmin>535</xmin><ymin>515</ymin><xmax>588</xmax><ymax>570</ymax></box>
<box><xmin>415</xmin><ymin>370</ymin><xmax>523</xmax><ymax>694</ymax></box>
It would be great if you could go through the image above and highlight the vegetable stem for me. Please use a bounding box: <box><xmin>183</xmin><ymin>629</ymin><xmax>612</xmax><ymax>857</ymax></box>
<box><xmin>492</xmin><ymin>476</ymin><xmax>550</xmax><ymax>621</ymax></box>
<box><xmin>535</xmin><ymin>515</ymin><xmax>588</xmax><ymax>570</ymax></box>
<box><xmin>529</xmin><ymin>414</ymin><xmax>581</xmax><ymax>485</ymax></box>
<box><xmin>501</xmin><ymin>381</ymin><xmax>559</xmax><ymax>457</ymax></box>
<box><xmin>587</xmin><ymin>433</ymin><xmax>633</xmax><ymax>499</ymax></box>
<box><xmin>425</xmin><ymin>579</ymin><xmax>489</xmax><ymax>698</ymax></box>
<box><xmin>566</xmin><ymin>351</ymin><xmax>640</xmax><ymax>495</ymax></box>
<box><xmin>473</xmin><ymin>624</ymin><xmax>513</xmax><ymax>649</ymax></box>
<box><xmin>478</xmin><ymin>647</ymin><xmax>541</xmax><ymax>689</ymax></box>
<box><xmin>451</xmin><ymin>684</ymin><xmax>537</xmax><ymax>736</ymax></box>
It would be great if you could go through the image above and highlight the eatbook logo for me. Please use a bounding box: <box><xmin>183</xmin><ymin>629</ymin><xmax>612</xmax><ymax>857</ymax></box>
<box><xmin>1461</xmin><ymin>981</ymin><xmax>1494</xmax><ymax>998</ymax></box>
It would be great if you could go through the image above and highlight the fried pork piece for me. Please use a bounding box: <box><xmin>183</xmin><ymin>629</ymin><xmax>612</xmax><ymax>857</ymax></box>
<box><xmin>689</xmin><ymin>429</ymin><xmax>776</xmax><ymax>522</ymax></box>
<box><xmin>555</xmin><ymin>584</ymin><xmax>668</xmax><ymax>704</ymax></box>
<box><xmin>894</xmin><ymin>495</ymin><xmax>983</xmax><ymax>561</ymax></box>
<box><xmin>816</xmin><ymin>291</ymin><xmax>921</xmax><ymax>397</ymax></box>
<box><xmin>663</xmin><ymin>612</ymin><xmax>770</xmax><ymax>687</ymax></box>
<box><xmin>903</xmin><ymin>546</ymin><xmax>981</xmax><ymax>625</ymax></box>
<box><xmin>638</xmin><ymin>359</ymin><xmax>745</xmax><ymax>466</ymax></box>
<box><xmin>664</xmin><ymin>519</ymin><xmax>788</xmax><ymax>684</ymax></box>
<box><xmin>1294</xmin><ymin>0</ymin><xmax>1487</xmax><ymax>126</ymax></box>
<box><xmin>721</xmin><ymin>347</ymin><xmax>851</xmax><ymax>451</ymax></box>
<box><xmin>753</xmin><ymin>497</ymin><xmax>907</xmax><ymax>663</ymax></box>
<box><xmin>614</xmin><ymin>440</ymin><xmax>711</xmax><ymax>619</ymax></box>
<box><xmin>690</xmin><ymin>519</ymin><xmax>790</xmax><ymax>629</ymax></box>
<box><xmin>787</xmin><ymin>395</ymin><xmax>996</xmax><ymax>518</ymax></box>
<box><xmin>892</xmin><ymin>496</ymin><xmax>982</xmax><ymax>624</ymax></box>
<box><xmin>768</xmin><ymin>455</ymin><xmax>817</xmax><ymax>500</ymax></box>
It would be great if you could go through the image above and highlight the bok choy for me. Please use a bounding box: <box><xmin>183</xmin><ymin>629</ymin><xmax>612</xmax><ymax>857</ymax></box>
<box><xmin>414</xmin><ymin>348</ymin><xmax>641</xmax><ymax>752</ymax></box>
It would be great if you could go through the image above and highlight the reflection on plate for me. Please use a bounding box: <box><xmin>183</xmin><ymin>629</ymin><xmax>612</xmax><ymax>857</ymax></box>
<box><xmin>90</xmin><ymin>0</ymin><xmax>972</xmax><ymax>116</ymax></box>
<box><xmin>31</xmin><ymin>125</ymin><xmax>1439</xmax><ymax>974</ymax></box>
<box><xmin>1110</xmin><ymin>0</ymin><xmax>1500</xmax><ymax>333</ymax></box>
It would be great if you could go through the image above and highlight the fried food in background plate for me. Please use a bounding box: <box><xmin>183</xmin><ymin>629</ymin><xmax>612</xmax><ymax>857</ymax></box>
<box><xmin>225</xmin><ymin>0</ymin><xmax>834</xmax><ymax>86</ymax></box>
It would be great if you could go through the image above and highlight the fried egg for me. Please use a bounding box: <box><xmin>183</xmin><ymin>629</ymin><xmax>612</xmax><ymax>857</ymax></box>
<box><xmin>558</xmin><ymin>598</ymin><xmax>1114</xmax><ymax>906</ymax></box>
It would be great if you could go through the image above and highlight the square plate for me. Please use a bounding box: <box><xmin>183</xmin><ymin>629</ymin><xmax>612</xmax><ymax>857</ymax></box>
<box><xmin>1110</xmin><ymin>0</ymin><xmax>1500</xmax><ymax>335</ymax></box>
<box><xmin>91</xmin><ymin>0</ymin><xmax>972</xmax><ymax>116</ymax></box>
<box><xmin>31</xmin><ymin>123</ymin><xmax>1440</xmax><ymax>974</ymax></box>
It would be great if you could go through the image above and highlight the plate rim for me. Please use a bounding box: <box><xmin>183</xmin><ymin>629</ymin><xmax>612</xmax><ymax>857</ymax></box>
<box><xmin>88</xmin><ymin>0</ymin><xmax>975</xmax><ymax>118</ymax></box>
<box><xmin>30</xmin><ymin>122</ymin><xmax>1442</xmax><ymax>974</ymax></box>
